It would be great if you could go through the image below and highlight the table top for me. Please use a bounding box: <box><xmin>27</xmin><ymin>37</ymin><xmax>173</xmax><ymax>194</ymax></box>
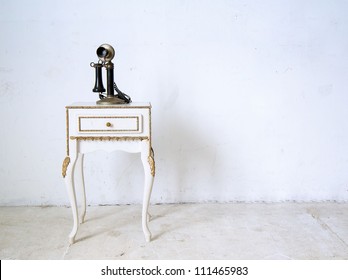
<box><xmin>66</xmin><ymin>102</ymin><xmax>151</xmax><ymax>109</ymax></box>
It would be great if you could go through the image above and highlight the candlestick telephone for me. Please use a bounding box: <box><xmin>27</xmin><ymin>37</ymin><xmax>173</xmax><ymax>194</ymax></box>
<box><xmin>90</xmin><ymin>44</ymin><xmax>132</xmax><ymax>105</ymax></box>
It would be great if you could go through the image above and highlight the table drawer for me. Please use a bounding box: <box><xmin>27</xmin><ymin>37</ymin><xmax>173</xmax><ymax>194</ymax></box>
<box><xmin>78</xmin><ymin>115</ymin><xmax>142</xmax><ymax>133</ymax></box>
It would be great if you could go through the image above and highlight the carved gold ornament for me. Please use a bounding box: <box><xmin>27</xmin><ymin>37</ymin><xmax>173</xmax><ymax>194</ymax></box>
<box><xmin>62</xmin><ymin>156</ymin><xmax>70</xmax><ymax>178</ymax></box>
<box><xmin>148</xmin><ymin>148</ymin><xmax>155</xmax><ymax>177</ymax></box>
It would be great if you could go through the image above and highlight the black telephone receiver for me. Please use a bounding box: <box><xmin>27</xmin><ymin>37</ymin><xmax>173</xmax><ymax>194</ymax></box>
<box><xmin>90</xmin><ymin>44</ymin><xmax>132</xmax><ymax>105</ymax></box>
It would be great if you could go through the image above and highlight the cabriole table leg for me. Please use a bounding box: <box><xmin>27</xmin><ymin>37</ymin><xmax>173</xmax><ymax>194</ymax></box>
<box><xmin>75</xmin><ymin>153</ymin><xmax>86</xmax><ymax>224</ymax></box>
<box><xmin>141</xmin><ymin>141</ymin><xmax>155</xmax><ymax>242</ymax></box>
<box><xmin>62</xmin><ymin>151</ymin><xmax>79</xmax><ymax>244</ymax></box>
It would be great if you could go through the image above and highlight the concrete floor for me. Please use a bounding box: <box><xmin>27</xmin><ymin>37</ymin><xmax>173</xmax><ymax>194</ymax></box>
<box><xmin>0</xmin><ymin>202</ymin><xmax>347</xmax><ymax>259</ymax></box>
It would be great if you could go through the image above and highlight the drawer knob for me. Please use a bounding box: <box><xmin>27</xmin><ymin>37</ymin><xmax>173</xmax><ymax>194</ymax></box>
<box><xmin>106</xmin><ymin>122</ymin><xmax>112</xmax><ymax>127</ymax></box>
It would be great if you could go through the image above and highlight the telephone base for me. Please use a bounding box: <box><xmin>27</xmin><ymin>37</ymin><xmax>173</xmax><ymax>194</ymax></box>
<box><xmin>96</xmin><ymin>96</ymin><xmax>127</xmax><ymax>105</ymax></box>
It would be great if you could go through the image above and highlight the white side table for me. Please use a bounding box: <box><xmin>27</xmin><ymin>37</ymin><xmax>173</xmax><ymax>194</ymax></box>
<box><xmin>62</xmin><ymin>102</ymin><xmax>155</xmax><ymax>244</ymax></box>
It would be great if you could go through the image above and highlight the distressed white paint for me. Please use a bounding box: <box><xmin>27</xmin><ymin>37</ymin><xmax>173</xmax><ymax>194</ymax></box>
<box><xmin>0</xmin><ymin>0</ymin><xmax>348</xmax><ymax>205</ymax></box>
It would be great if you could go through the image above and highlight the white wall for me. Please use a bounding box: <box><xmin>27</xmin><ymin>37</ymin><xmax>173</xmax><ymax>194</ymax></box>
<box><xmin>1</xmin><ymin>0</ymin><xmax>348</xmax><ymax>205</ymax></box>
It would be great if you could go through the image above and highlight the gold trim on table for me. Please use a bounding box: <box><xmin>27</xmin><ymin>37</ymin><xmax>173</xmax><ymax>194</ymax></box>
<box><xmin>66</xmin><ymin>106</ymin><xmax>151</xmax><ymax>109</ymax></box>
<box><xmin>70</xmin><ymin>136</ymin><xmax>149</xmax><ymax>141</ymax></box>
<box><xmin>78</xmin><ymin>116</ymin><xmax>140</xmax><ymax>132</ymax></box>
<box><xmin>66</xmin><ymin>108</ymin><xmax>69</xmax><ymax>156</ymax></box>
